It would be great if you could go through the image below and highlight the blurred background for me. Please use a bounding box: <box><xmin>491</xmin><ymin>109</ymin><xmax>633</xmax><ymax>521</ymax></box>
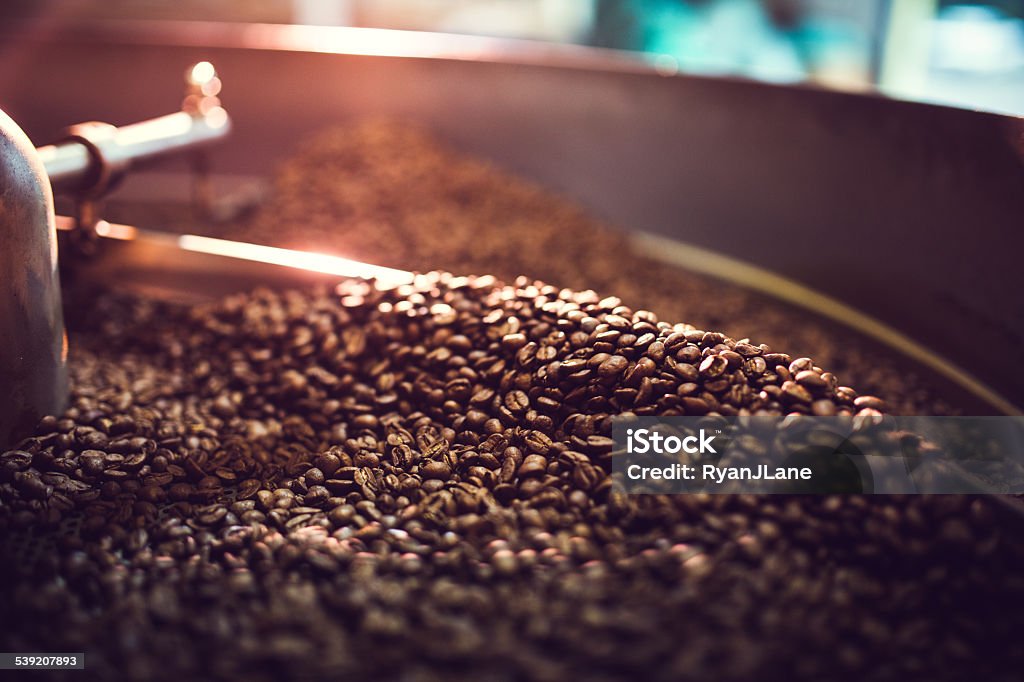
<box><xmin>3</xmin><ymin>0</ymin><xmax>1022</xmax><ymax>115</ymax></box>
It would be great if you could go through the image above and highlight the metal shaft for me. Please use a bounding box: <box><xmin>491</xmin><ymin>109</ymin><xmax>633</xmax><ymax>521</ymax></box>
<box><xmin>36</xmin><ymin>61</ymin><xmax>230</xmax><ymax>197</ymax></box>
<box><xmin>37</xmin><ymin>110</ymin><xmax>230</xmax><ymax>194</ymax></box>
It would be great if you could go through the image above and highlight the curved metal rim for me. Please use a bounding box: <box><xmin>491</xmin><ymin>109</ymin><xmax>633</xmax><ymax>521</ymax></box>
<box><xmin>631</xmin><ymin>231</ymin><xmax>1022</xmax><ymax>417</ymax></box>
<box><xmin>8</xmin><ymin>19</ymin><xmax>1024</xmax><ymax>122</ymax></box>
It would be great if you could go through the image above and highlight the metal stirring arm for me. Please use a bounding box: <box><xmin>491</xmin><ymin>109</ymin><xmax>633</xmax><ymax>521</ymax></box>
<box><xmin>36</xmin><ymin>61</ymin><xmax>230</xmax><ymax>204</ymax></box>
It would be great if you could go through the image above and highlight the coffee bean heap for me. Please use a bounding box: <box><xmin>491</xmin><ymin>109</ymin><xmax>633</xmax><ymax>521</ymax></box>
<box><xmin>2</xmin><ymin>273</ymin><xmax>1022</xmax><ymax>681</ymax></box>
<box><xmin>224</xmin><ymin>120</ymin><xmax>962</xmax><ymax>415</ymax></box>
<box><xmin>108</xmin><ymin>119</ymin><xmax>964</xmax><ymax>415</ymax></box>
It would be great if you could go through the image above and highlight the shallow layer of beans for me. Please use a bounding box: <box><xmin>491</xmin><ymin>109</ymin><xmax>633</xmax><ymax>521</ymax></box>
<box><xmin>1</xmin><ymin>274</ymin><xmax>1020</xmax><ymax>681</ymax></box>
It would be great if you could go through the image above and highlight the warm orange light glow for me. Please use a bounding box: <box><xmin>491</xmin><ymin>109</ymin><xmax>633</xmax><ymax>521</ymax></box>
<box><xmin>201</xmin><ymin>105</ymin><xmax>229</xmax><ymax>128</ymax></box>
<box><xmin>56</xmin><ymin>215</ymin><xmax>413</xmax><ymax>288</ymax></box>
<box><xmin>189</xmin><ymin>61</ymin><xmax>217</xmax><ymax>85</ymax></box>
<box><xmin>94</xmin><ymin>220</ymin><xmax>138</xmax><ymax>240</ymax></box>
<box><xmin>201</xmin><ymin>76</ymin><xmax>223</xmax><ymax>98</ymax></box>
<box><xmin>177</xmin><ymin>234</ymin><xmax>414</xmax><ymax>288</ymax></box>
<box><xmin>55</xmin><ymin>216</ymin><xmax>136</xmax><ymax>240</ymax></box>
<box><xmin>241</xmin><ymin>24</ymin><xmax>492</xmax><ymax>60</ymax></box>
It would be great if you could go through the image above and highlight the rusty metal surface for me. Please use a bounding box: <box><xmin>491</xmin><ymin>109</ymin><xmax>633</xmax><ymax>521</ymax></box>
<box><xmin>0</xmin><ymin>21</ymin><xmax>1021</xmax><ymax>407</ymax></box>
<box><xmin>0</xmin><ymin>109</ymin><xmax>67</xmax><ymax>446</ymax></box>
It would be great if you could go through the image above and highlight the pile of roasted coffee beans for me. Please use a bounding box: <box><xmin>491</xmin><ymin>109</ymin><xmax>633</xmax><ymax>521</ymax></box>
<box><xmin>2</xmin><ymin>273</ymin><xmax>1022</xmax><ymax>681</ymax></box>
<box><xmin>220</xmin><ymin>120</ymin><xmax>962</xmax><ymax>416</ymax></box>
<box><xmin>105</xmin><ymin>120</ymin><xmax>964</xmax><ymax>415</ymax></box>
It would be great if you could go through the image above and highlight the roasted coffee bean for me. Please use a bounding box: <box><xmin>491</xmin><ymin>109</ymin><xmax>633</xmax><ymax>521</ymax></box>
<box><xmin>854</xmin><ymin>395</ymin><xmax>887</xmax><ymax>411</ymax></box>
<box><xmin>303</xmin><ymin>485</ymin><xmax>330</xmax><ymax>507</ymax></box>
<box><xmin>597</xmin><ymin>355</ymin><xmax>628</xmax><ymax>379</ymax></box>
<box><xmin>795</xmin><ymin>370</ymin><xmax>828</xmax><ymax>391</ymax></box>
<box><xmin>780</xmin><ymin>381</ymin><xmax>813</xmax><ymax>404</ymax></box>
<box><xmin>237</xmin><ymin>479</ymin><xmax>260</xmax><ymax>500</ymax></box>
<box><xmin>168</xmin><ymin>483</ymin><xmax>192</xmax><ymax>502</ymax></box>
<box><xmin>504</xmin><ymin>390</ymin><xmax>530</xmax><ymax>414</ymax></box>
<box><xmin>421</xmin><ymin>460</ymin><xmax>451</xmax><ymax>480</ymax></box>
<box><xmin>14</xmin><ymin>471</ymin><xmax>50</xmax><ymax>500</ymax></box>
<box><xmin>79</xmin><ymin>450</ymin><xmax>106</xmax><ymax>476</ymax></box>
<box><xmin>518</xmin><ymin>455</ymin><xmax>548</xmax><ymax>478</ymax></box>
<box><xmin>0</xmin><ymin>450</ymin><xmax>33</xmax><ymax>480</ymax></box>
<box><xmin>390</xmin><ymin>444</ymin><xmax>415</xmax><ymax>469</ymax></box>
<box><xmin>811</xmin><ymin>399</ymin><xmax>838</xmax><ymax>416</ymax></box>
<box><xmin>524</xmin><ymin>431</ymin><xmax>553</xmax><ymax>455</ymax></box>
<box><xmin>699</xmin><ymin>355</ymin><xmax>728</xmax><ymax>378</ymax></box>
<box><xmin>314</xmin><ymin>451</ymin><xmax>342</xmax><ymax>477</ymax></box>
<box><xmin>304</xmin><ymin>467</ymin><xmax>326</xmax><ymax>486</ymax></box>
<box><xmin>197</xmin><ymin>505</ymin><xmax>228</xmax><ymax>526</ymax></box>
